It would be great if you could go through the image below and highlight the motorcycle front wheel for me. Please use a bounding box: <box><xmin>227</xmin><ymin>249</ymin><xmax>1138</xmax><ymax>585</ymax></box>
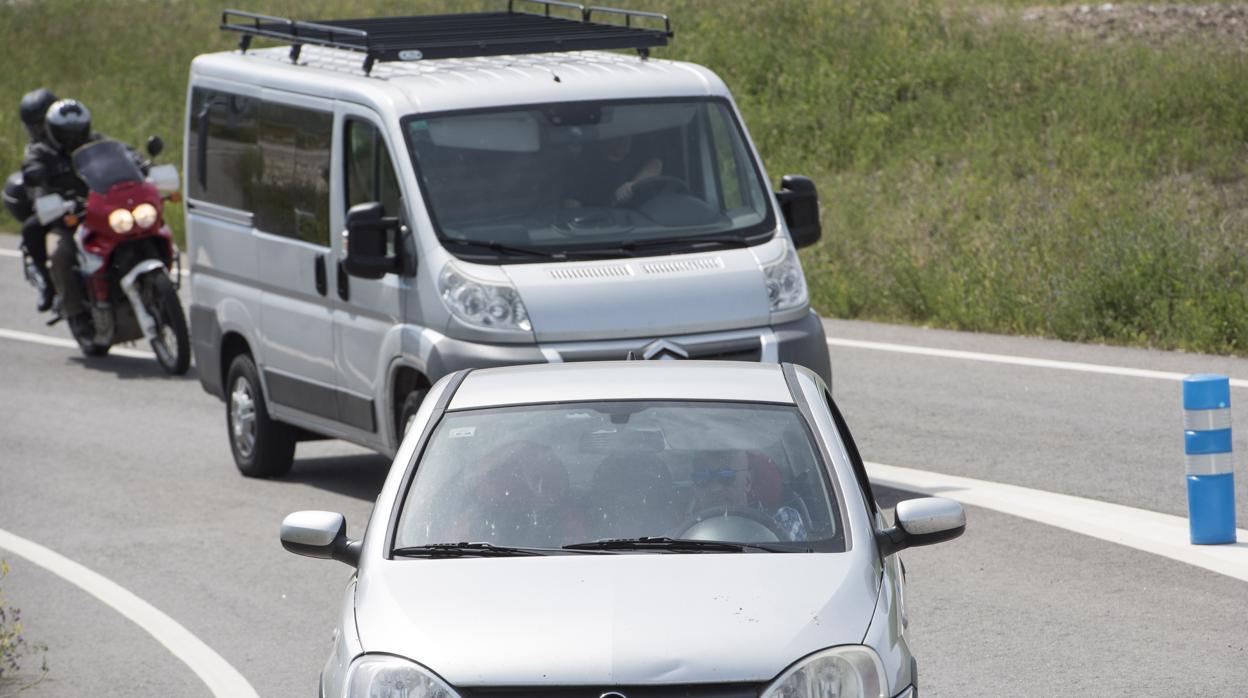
<box><xmin>145</xmin><ymin>272</ymin><xmax>190</xmax><ymax>375</ymax></box>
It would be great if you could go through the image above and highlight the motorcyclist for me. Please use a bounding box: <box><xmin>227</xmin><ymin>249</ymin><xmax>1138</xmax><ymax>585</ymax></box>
<box><xmin>4</xmin><ymin>88</ymin><xmax>59</xmax><ymax>311</ymax></box>
<box><xmin>22</xmin><ymin>98</ymin><xmax>95</xmax><ymax>330</ymax></box>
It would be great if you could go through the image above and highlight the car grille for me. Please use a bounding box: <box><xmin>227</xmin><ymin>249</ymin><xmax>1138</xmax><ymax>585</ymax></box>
<box><xmin>555</xmin><ymin>336</ymin><xmax>762</xmax><ymax>364</ymax></box>
<box><xmin>457</xmin><ymin>684</ymin><xmax>760</xmax><ymax>698</ymax></box>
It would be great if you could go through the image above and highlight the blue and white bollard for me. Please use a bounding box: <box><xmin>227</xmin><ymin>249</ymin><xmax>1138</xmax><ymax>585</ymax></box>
<box><xmin>1183</xmin><ymin>374</ymin><xmax>1237</xmax><ymax>545</ymax></box>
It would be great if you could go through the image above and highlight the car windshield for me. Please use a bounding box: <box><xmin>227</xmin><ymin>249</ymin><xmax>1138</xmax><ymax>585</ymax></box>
<box><xmin>403</xmin><ymin>98</ymin><xmax>775</xmax><ymax>262</ymax></box>
<box><xmin>394</xmin><ymin>401</ymin><xmax>845</xmax><ymax>553</ymax></box>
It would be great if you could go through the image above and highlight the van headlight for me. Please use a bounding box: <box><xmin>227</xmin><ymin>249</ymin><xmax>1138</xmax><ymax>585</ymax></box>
<box><xmin>760</xmin><ymin>647</ymin><xmax>888</xmax><ymax>698</ymax></box>
<box><xmin>344</xmin><ymin>655</ymin><xmax>462</xmax><ymax>698</ymax></box>
<box><xmin>438</xmin><ymin>262</ymin><xmax>532</xmax><ymax>332</ymax></box>
<box><xmin>762</xmin><ymin>243</ymin><xmax>809</xmax><ymax>312</ymax></box>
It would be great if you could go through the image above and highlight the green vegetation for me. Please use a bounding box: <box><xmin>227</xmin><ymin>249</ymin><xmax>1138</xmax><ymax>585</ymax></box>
<box><xmin>1</xmin><ymin>0</ymin><xmax>1246</xmax><ymax>353</ymax></box>
<box><xmin>0</xmin><ymin>560</ymin><xmax>47</xmax><ymax>694</ymax></box>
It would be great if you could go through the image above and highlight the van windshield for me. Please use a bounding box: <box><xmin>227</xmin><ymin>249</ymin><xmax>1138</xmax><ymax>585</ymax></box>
<box><xmin>403</xmin><ymin>98</ymin><xmax>775</xmax><ymax>262</ymax></box>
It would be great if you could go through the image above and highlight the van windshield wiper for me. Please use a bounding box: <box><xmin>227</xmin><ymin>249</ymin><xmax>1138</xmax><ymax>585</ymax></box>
<box><xmin>441</xmin><ymin>238</ymin><xmax>561</xmax><ymax>259</ymax></box>
<box><xmin>562</xmin><ymin>536</ymin><xmax>780</xmax><ymax>553</ymax></box>
<box><xmin>392</xmin><ymin>542</ymin><xmax>547</xmax><ymax>558</ymax></box>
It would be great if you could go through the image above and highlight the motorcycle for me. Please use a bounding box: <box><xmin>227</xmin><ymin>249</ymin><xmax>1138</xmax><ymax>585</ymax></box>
<box><xmin>32</xmin><ymin>137</ymin><xmax>190</xmax><ymax>374</ymax></box>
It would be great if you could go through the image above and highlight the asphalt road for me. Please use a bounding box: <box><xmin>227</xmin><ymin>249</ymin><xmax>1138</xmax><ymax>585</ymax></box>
<box><xmin>1</xmin><ymin>232</ymin><xmax>1245</xmax><ymax>696</ymax></box>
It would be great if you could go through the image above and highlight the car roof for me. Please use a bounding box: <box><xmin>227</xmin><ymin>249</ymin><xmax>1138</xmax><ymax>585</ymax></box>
<box><xmin>190</xmin><ymin>46</ymin><xmax>725</xmax><ymax>116</ymax></box>
<box><xmin>448</xmin><ymin>361</ymin><xmax>795</xmax><ymax>410</ymax></box>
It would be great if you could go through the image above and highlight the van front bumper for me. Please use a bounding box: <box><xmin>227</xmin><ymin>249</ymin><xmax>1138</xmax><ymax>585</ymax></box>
<box><xmin>426</xmin><ymin>310</ymin><xmax>831</xmax><ymax>386</ymax></box>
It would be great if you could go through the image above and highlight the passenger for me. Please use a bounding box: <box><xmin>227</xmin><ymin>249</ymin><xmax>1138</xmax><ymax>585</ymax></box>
<box><xmin>688</xmin><ymin>450</ymin><xmax>808</xmax><ymax>541</ymax></box>
<box><xmin>13</xmin><ymin>88</ymin><xmax>60</xmax><ymax>311</ymax></box>
<box><xmin>454</xmin><ymin>440</ymin><xmax>586</xmax><ymax>547</ymax></box>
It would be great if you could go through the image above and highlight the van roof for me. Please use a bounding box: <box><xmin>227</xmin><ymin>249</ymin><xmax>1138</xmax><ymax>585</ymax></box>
<box><xmin>190</xmin><ymin>45</ymin><xmax>727</xmax><ymax>117</ymax></box>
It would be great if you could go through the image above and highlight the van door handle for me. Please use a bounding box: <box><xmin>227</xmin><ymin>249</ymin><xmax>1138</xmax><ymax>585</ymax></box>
<box><xmin>314</xmin><ymin>254</ymin><xmax>327</xmax><ymax>296</ymax></box>
<box><xmin>336</xmin><ymin>260</ymin><xmax>350</xmax><ymax>302</ymax></box>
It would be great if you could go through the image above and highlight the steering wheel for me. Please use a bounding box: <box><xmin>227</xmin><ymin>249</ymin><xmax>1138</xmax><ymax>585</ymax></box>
<box><xmin>621</xmin><ymin>175</ymin><xmax>690</xmax><ymax>206</ymax></box>
<box><xmin>675</xmin><ymin>506</ymin><xmax>790</xmax><ymax>543</ymax></box>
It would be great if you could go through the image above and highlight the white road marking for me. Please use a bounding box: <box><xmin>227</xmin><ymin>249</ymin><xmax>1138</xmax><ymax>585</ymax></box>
<box><xmin>0</xmin><ymin>527</ymin><xmax>260</xmax><ymax>698</ymax></box>
<box><xmin>0</xmin><ymin>326</ymin><xmax>154</xmax><ymax>359</ymax></box>
<box><xmin>0</xmin><ymin>246</ymin><xmax>188</xmax><ymax>277</ymax></box>
<box><xmin>868</xmin><ymin>461</ymin><xmax>1248</xmax><ymax>583</ymax></box>
<box><xmin>828</xmin><ymin>337</ymin><xmax>1248</xmax><ymax>388</ymax></box>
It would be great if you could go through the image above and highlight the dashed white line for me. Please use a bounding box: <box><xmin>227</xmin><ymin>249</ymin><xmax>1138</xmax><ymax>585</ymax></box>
<box><xmin>0</xmin><ymin>326</ymin><xmax>154</xmax><ymax>359</ymax></box>
<box><xmin>0</xmin><ymin>527</ymin><xmax>260</xmax><ymax>698</ymax></box>
<box><xmin>868</xmin><ymin>461</ymin><xmax>1248</xmax><ymax>583</ymax></box>
<box><xmin>828</xmin><ymin>336</ymin><xmax>1248</xmax><ymax>388</ymax></box>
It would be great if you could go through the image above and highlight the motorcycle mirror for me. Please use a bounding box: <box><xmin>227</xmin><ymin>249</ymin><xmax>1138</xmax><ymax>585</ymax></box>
<box><xmin>146</xmin><ymin>136</ymin><xmax>164</xmax><ymax>158</ymax></box>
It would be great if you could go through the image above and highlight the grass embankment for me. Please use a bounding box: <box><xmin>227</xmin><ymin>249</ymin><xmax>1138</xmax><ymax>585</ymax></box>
<box><xmin>1</xmin><ymin>1</ymin><xmax>1246</xmax><ymax>353</ymax></box>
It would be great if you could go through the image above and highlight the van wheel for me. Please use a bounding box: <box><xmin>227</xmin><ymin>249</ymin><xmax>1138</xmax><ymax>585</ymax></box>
<box><xmin>226</xmin><ymin>354</ymin><xmax>296</xmax><ymax>478</ymax></box>
<box><xmin>399</xmin><ymin>389</ymin><xmax>427</xmax><ymax>438</ymax></box>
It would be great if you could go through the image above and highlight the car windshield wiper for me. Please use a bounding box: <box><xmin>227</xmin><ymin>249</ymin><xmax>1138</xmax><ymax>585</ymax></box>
<box><xmin>391</xmin><ymin>542</ymin><xmax>547</xmax><ymax>558</ymax></box>
<box><xmin>620</xmin><ymin>233</ymin><xmax>765</xmax><ymax>252</ymax></box>
<box><xmin>562</xmin><ymin>536</ymin><xmax>780</xmax><ymax>553</ymax></box>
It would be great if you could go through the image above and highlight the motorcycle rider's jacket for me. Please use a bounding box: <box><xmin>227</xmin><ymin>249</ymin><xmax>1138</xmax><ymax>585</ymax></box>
<box><xmin>20</xmin><ymin>135</ymin><xmax>97</xmax><ymax>201</ymax></box>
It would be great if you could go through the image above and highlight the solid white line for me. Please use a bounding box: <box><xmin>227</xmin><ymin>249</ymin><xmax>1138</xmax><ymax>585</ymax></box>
<box><xmin>0</xmin><ymin>326</ymin><xmax>154</xmax><ymax>359</ymax></box>
<box><xmin>867</xmin><ymin>461</ymin><xmax>1248</xmax><ymax>583</ymax></box>
<box><xmin>0</xmin><ymin>527</ymin><xmax>260</xmax><ymax>698</ymax></box>
<box><xmin>828</xmin><ymin>337</ymin><xmax>1248</xmax><ymax>388</ymax></box>
<box><xmin>0</xmin><ymin>247</ymin><xmax>188</xmax><ymax>278</ymax></box>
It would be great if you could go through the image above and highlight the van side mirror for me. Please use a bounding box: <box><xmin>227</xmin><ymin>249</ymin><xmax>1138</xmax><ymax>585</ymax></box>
<box><xmin>776</xmin><ymin>175</ymin><xmax>821</xmax><ymax>249</ymax></box>
<box><xmin>280</xmin><ymin>510</ymin><xmax>360</xmax><ymax>567</ymax></box>
<box><xmin>344</xmin><ymin>202</ymin><xmax>401</xmax><ymax>280</ymax></box>
<box><xmin>875</xmin><ymin>497</ymin><xmax>966</xmax><ymax>557</ymax></box>
<box><xmin>146</xmin><ymin>136</ymin><xmax>164</xmax><ymax>158</ymax></box>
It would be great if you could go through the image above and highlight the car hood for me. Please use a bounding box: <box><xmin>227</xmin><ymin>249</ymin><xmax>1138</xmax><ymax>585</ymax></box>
<box><xmin>354</xmin><ymin>552</ymin><xmax>878</xmax><ymax>687</ymax></box>
<box><xmin>502</xmin><ymin>242</ymin><xmax>778</xmax><ymax>343</ymax></box>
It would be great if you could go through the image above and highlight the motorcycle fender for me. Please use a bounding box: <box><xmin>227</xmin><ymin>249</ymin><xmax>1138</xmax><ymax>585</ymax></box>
<box><xmin>120</xmin><ymin>260</ymin><xmax>168</xmax><ymax>342</ymax></box>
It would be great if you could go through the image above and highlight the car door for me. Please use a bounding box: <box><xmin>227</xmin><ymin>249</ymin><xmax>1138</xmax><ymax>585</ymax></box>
<box><xmin>329</xmin><ymin>104</ymin><xmax>409</xmax><ymax>446</ymax></box>
<box><xmin>252</xmin><ymin>89</ymin><xmax>341</xmax><ymax>429</ymax></box>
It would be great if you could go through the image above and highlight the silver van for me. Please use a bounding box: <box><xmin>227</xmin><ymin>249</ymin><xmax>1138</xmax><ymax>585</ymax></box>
<box><xmin>186</xmin><ymin>2</ymin><xmax>833</xmax><ymax>477</ymax></box>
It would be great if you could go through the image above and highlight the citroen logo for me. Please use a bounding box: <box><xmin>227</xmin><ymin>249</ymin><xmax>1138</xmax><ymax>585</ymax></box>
<box><xmin>600</xmin><ymin>693</ymin><xmax>628</xmax><ymax>698</ymax></box>
<box><xmin>640</xmin><ymin>338</ymin><xmax>689</xmax><ymax>361</ymax></box>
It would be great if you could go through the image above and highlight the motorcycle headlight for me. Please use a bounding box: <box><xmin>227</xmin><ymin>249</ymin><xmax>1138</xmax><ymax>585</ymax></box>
<box><xmin>344</xmin><ymin>655</ymin><xmax>462</xmax><ymax>698</ymax></box>
<box><xmin>109</xmin><ymin>208</ymin><xmax>135</xmax><ymax>234</ymax></box>
<box><xmin>762</xmin><ymin>242</ymin><xmax>809</xmax><ymax>313</ymax></box>
<box><xmin>132</xmin><ymin>203</ymin><xmax>158</xmax><ymax>229</ymax></box>
<box><xmin>438</xmin><ymin>262</ymin><xmax>531</xmax><ymax>332</ymax></box>
<box><xmin>760</xmin><ymin>647</ymin><xmax>888</xmax><ymax>698</ymax></box>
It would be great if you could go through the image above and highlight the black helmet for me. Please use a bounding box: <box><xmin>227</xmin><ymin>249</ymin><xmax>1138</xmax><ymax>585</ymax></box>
<box><xmin>19</xmin><ymin>88</ymin><xmax>58</xmax><ymax>139</ymax></box>
<box><xmin>3</xmin><ymin>171</ymin><xmax>32</xmax><ymax>223</ymax></box>
<box><xmin>45</xmin><ymin>99</ymin><xmax>91</xmax><ymax>152</ymax></box>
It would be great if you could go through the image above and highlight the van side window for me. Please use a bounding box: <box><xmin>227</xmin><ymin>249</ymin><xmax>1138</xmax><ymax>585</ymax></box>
<box><xmin>345</xmin><ymin>119</ymin><xmax>402</xmax><ymax>216</ymax></box>
<box><xmin>187</xmin><ymin>87</ymin><xmax>258</xmax><ymax>211</ymax></box>
<box><xmin>256</xmin><ymin>102</ymin><xmax>333</xmax><ymax>247</ymax></box>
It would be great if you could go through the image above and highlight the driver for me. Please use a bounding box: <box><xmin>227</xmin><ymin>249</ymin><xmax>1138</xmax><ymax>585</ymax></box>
<box><xmin>688</xmin><ymin>450</ymin><xmax>808</xmax><ymax>541</ymax></box>
<box><xmin>564</xmin><ymin>134</ymin><xmax>662</xmax><ymax>208</ymax></box>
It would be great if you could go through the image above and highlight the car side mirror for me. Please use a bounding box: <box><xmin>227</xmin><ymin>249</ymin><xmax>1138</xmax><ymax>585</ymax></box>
<box><xmin>775</xmin><ymin>175</ymin><xmax>821</xmax><ymax>249</ymax></box>
<box><xmin>146</xmin><ymin>136</ymin><xmax>164</xmax><ymax>158</ymax></box>
<box><xmin>876</xmin><ymin>497</ymin><xmax>965</xmax><ymax>557</ymax></box>
<box><xmin>344</xmin><ymin>202</ymin><xmax>401</xmax><ymax>280</ymax></box>
<box><xmin>280</xmin><ymin>510</ymin><xmax>360</xmax><ymax>567</ymax></box>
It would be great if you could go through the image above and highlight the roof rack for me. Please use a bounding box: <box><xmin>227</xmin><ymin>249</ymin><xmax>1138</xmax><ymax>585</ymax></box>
<box><xmin>221</xmin><ymin>0</ymin><xmax>672</xmax><ymax>76</ymax></box>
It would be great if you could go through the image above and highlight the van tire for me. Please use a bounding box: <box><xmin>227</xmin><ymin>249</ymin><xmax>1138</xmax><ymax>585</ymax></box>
<box><xmin>399</xmin><ymin>389</ymin><xmax>427</xmax><ymax>438</ymax></box>
<box><xmin>226</xmin><ymin>354</ymin><xmax>296</xmax><ymax>478</ymax></box>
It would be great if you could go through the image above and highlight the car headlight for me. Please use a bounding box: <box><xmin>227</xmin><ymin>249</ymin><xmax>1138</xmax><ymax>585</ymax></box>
<box><xmin>132</xmin><ymin>203</ymin><xmax>158</xmax><ymax>229</ymax></box>
<box><xmin>438</xmin><ymin>262</ymin><xmax>531</xmax><ymax>332</ymax></box>
<box><xmin>344</xmin><ymin>655</ymin><xmax>462</xmax><ymax>698</ymax></box>
<box><xmin>760</xmin><ymin>646</ymin><xmax>888</xmax><ymax>698</ymax></box>
<box><xmin>762</xmin><ymin>242</ymin><xmax>809</xmax><ymax>312</ymax></box>
<box><xmin>109</xmin><ymin>208</ymin><xmax>135</xmax><ymax>234</ymax></box>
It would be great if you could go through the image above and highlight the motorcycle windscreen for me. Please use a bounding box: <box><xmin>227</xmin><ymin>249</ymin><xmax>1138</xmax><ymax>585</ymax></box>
<box><xmin>73</xmin><ymin>140</ymin><xmax>143</xmax><ymax>194</ymax></box>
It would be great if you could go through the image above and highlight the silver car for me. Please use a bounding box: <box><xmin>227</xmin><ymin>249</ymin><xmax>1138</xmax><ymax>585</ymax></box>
<box><xmin>281</xmin><ymin>361</ymin><xmax>965</xmax><ymax>698</ymax></box>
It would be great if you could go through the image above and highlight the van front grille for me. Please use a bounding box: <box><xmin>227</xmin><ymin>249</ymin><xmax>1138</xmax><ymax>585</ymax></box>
<box><xmin>458</xmin><ymin>684</ymin><xmax>760</xmax><ymax>698</ymax></box>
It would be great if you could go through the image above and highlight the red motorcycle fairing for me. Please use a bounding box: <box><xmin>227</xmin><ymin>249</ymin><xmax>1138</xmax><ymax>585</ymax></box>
<box><xmin>77</xmin><ymin>179</ymin><xmax>172</xmax><ymax>301</ymax></box>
